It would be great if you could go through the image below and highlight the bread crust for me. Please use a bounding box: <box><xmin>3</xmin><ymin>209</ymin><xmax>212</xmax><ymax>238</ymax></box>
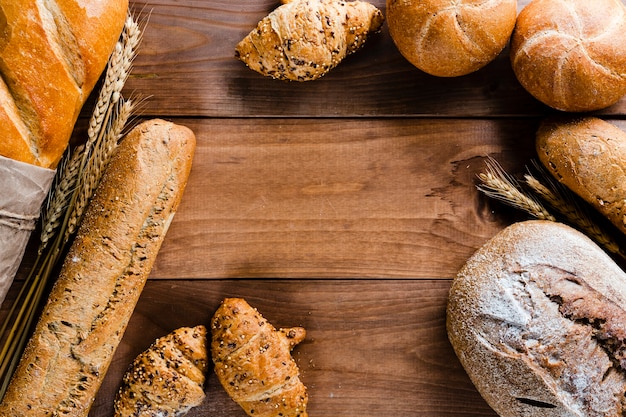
<box><xmin>386</xmin><ymin>0</ymin><xmax>518</xmax><ymax>77</ymax></box>
<box><xmin>114</xmin><ymin>325</ymin><xmax>208</xmax><ymax>416</ymax></box>
<box><xmin>211</xmin><ymin>298</ymin><xmax>308</xmax><ymax>417</ymax></box>
<box><xmin>510</xmin><ymin>0</ymin><xmax>626</xmax><ymax>112</ymax></box>
<box><xmin>536</xmin><ymin>117</ymin><xmax>626</xmax><ymax>235</ymax></box>
<box><xmin>447</xmin><ymin>220</ymin><xmax>626</xmax><ymax>416</ymax></box>
<box><xmin>235</xmin><ymin>0</ymin><xmax>384</xmax><ymax>81</ymax></box>
<box><xmin>0</xmin><ymin>0</ymin><xmax>128</xmax><ymax>168</ymax></box>
<box><xmin>0</xmin><ymin>119</ymin><xmax>196</xmax><ymax>416</ymax></box>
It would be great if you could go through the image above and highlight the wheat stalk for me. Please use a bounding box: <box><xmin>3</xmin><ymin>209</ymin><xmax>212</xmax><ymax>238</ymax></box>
<box><xmin>64</xmin><ymin>15</ymin><xmax>141</xmax><ymax>238</ymax></box>
<box><xmin>477</xmin><ymin>157</ymin><xmax>556</xmax><ymax>221</ymax></box>
<box><xmin>525</xmin><ymin>171</ymin><xmax>625</xmax><ymax>259</ymax></box>
<box><xmin>0</xmin><ymin>12</ymin><xmax>142</xmax><ymax>400</ymax></box>
<box><xmin>38</xmin><ymin>145</ymin><xmax>84</xmax><ymax>254</ymax></box>
<box><xmin>66</xmin><ymin>98</ymin><xmax>134</xmax><ymax>240</ymax></box>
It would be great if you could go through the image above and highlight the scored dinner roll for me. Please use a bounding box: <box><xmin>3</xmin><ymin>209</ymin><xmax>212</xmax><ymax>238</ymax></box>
<box><xmin>386</xmin><ymin>0</ymin><xmax>518</xmax><ymax>77</ymax></box>
<box><xmin>510</xmin><ymin>0</ymin><xmax>626</xmax><ymax>112</ymax></box>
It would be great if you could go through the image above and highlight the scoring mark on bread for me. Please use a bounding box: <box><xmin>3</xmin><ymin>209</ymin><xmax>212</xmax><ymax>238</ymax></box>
<box><xmin>515</xmin><ymin>397</ymin><xmax>557</xmax><ymax>408</ymax></box>
<box><xmin>480</xmin><ymin>263</ymin><xmax>626</xmax><ymax>392</ymax></box>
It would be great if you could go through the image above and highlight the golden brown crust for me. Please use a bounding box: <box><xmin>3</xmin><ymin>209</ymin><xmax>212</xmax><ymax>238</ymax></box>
<box><xmin>235</xmin><ymin>0</ymin><xmax>384</xmax><ymax>81</ymax></box>
<box><xmin>114</xmin><ymin>325</ymin><xmax>209</xmax><ymax>417</ymax></box>
<box><xmin>536</xmin><ymin>117</ymin><xmax>626</xmax><ymax>235</ymax></box>
<box><xmin>0</xmin><ymin>119</ymin><xmax>196</xmax><ymax>416</ymax></box>
<box><xmin>447</xmin><ymin>220</ymin><xmax>626</xmax><ymax>416</ymax></box>
<box><xmin>510</xmin><ymin>0</ymin><xmax>626</xmax><ymax>112</ymax></box>
<box><xmin>211</xmin><ymin>298</ymin><xmax>308</xmax><ymax>417</ymax></box>
<box><xmin>386</xmin><ymin>0</ymin><xmax>517</xmax><ymax>77</ymax></box>
<box><xmin>0</xmin><ymin>0</ymin><xmax>128</xmax><ymax>168</ymax></box>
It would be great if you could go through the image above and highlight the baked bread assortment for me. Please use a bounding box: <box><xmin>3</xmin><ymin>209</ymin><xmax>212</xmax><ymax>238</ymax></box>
<box><xmin>536</xmin><ymin>117</ymin><xmax>626</xmax><ymax>236</ymax></box>
<box><xmin>235</xmin><ymin>0</ymin><xmax>384</xmax><ymax>81</ymax></box>
<box><xmin>114</xmin><ymin>326</ymin><xmax>209</xmax><ymax>417</ymax></box>
<box><xmin>0</xmin><ymin>119</ymin><xmax>196</xmax><ymax>416</ymax></box>
<box><xmin>387</xmin><ymin>0</ymin><xmax>517</xmax><ymax>77</ymax></box>
<box><xmin>211</xmin><ymin>298</ymin><xmax>308</xmax><ymax>417</ymax></box>
<box><xmin>510</xmin><ymin>0</ymin><xmax>626</xmax><ymax>112</ymax></box>
<box><xmin>447</xmin><ymin>220</ymin><xmax>626</xmax><ymax>417</ymax></box>
<box><xmin>0</xmin><ymin>0</ymin><xmax>128</xmax><ymax>168</ymax></box>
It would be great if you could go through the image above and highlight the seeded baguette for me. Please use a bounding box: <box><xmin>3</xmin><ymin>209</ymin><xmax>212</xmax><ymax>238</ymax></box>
<box><xmin>0</xmin><ymin>119</ymin><xmax>196</xmax><ymax>416</ymax></box>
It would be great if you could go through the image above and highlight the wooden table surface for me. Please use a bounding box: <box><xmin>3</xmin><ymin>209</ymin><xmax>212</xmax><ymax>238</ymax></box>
<box><xmin>5</xmin><ymin>0</ymin><xmax>626</xmax><ymax>416</ymax></box>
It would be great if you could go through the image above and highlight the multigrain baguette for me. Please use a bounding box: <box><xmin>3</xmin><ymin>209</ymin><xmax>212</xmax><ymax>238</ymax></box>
<box><xmin>0</xmin><ymin>119</ymin><xmax>196</xmax><ymax>416</ymax></box>
<box><xmin>447</xmin><ymin>220</ymin><xmax>626</xmax><ymax>416</ymax></box>
<box><xmin>0</xmin><ymin>0</ymin><xmax>128</xmax><ymax>168</ymax></box>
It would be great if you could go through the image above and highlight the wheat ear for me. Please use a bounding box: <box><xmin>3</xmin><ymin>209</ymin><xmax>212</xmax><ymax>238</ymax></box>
<box><xmin>38</xmin><ymin>145</ymin><xmax>84</xmax><ymax>253</ymax></box>
<box><xmin>65</xmin><ymin>98</ymin><xmax>134</xmax><ymax>240</ymax></box>
<box><xmin>525</xmin><ymin>171</ymin><xmax>625</xmax><ymax>258</ymax></box>
<box><xmin>477</xmin><ymin>157</ymin><xmax>556</xmax><ymax>221</ymax></box>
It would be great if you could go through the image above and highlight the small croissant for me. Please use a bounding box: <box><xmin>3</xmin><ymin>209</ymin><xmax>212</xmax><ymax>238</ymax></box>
<box><xmin>211</xmin><ymin>298</ymin><xmax>308</xmax><ymax>417</ymax></box>
<box><xmin>114</xmin><ymin>325</ymin><xmax>209</xmax><ymax>417</ymax></box>
<box><xmin>235</xmin><ymin>0</ymin><xmax>384</xmax><ymax>81</ymax></box>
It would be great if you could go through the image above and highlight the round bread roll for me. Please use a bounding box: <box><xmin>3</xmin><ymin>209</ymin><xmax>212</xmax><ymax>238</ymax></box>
<box><xmin>386</xmin><ymin>0</ymin><xmax>517</xmax><ymax>77</ymax></box>
<box><xmin>536</xmin><ymin>117</ymin><xmax>626</xmax><ymax>236</ymax></box>
<box><xmin>447</xmin><ymin>220</ymin><xmax>626</xmax><ymax>417</ymax></box>
<box><xmin>510</xmin><ymin>0</ymin><xmax>626</xmax><ymax>112</ymax></box>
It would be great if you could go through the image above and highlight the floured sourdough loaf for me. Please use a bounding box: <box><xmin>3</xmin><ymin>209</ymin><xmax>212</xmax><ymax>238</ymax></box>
<box><xmin>114</xmin><ymin>325</ymin><xmax>209</xmax><ymax>417</ymax></box>
<box><xmin>211</xmin><ymin>298</ymin><xmax>308</xmax><ymax>417</ymax></box>
<box><xmin>447</xmin><ymin>220</ymin><xmax>626</xmax><ymax>416</ymax></box>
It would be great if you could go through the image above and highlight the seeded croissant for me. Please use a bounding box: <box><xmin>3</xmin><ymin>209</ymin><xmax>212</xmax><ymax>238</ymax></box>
<box><xmin>211</xmin><ymin>298</ymin><xmax>308</xmax><ymax>417</ymax></box>
<box><xmin>235</xmin><ymin>0</ymin><xmax>384</xmax><ymax>81</ymax></box>
<box><xmin>114</xmin><ymin>325</ymin><xmax>209</xmax><ymax>417</ymax></box>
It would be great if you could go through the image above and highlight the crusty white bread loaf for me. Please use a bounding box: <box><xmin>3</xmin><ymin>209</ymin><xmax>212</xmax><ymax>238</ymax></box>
<box><xmin>536</xmin><ymin>117</ymin><xmax>626</xmax><ymax>236</ymax></box>
<box><xmin>386</xmin><ymin>0</ymin><xmax>517</xmax><ymax>77</ymax></box>
<box><xmin>0</xmin><ymin>119</ymin><xmax>196</xmax><ymax>416</ymax></box>
<box><xmin>510</xmin><ymin>0</ymin><xmax>626</xmax><ymax>112</ymax></box>
<box><xmin>0</xmin><ymin>0</ymin><xmax>128</xmax><ymax>168</ymax></box>
<box><xmin>114</xmin><ymin>325</ymin><xmax>208</xmax><ymax>417</ymax></box>
<box><xmin>447</xmin><ymin>220</ymin><xmax>626</xmax><ymax>416</ymax></box>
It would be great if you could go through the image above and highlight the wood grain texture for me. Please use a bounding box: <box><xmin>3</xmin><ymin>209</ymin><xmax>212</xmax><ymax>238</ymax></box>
<box><xmin>5</xmin><ymin>0</ymin><xmax>626</xmax><ymax>416</ymax></box>
<box><xmin>85</xmin><ymin>279</ymin><xmax>498</xmax><ymax>417</ymax></box>
<box><xmin>148</xmin><ymin>117</ymin><xmax>538</xmax><ymax>279</ymax></box>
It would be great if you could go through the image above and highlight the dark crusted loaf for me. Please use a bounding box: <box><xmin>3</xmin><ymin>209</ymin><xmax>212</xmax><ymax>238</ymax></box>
<box><xmin>447</xmin><ymin>220</ymin><xmax>626</xmax><ymax>416</ymax></box>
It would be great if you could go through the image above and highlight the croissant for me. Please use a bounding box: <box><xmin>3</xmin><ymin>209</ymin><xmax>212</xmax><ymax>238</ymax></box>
<box><xmin>113</xmin><ymin>325</ymin><xmax>209</xmax><ymax>417</ymax></box>
<box><xmin>235</xmin><ymin>0</ymin><xmax>384</xmax><ymax>81</ymax></box>
<box><xmin>211</xmin><ymin>298</ymin><xmax>308</xmax><ymax>417</ymax></box>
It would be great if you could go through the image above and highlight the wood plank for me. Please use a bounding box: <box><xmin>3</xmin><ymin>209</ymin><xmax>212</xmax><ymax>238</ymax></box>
<box><xmin>145</xmin><ymin>117</ymin><xmax>539</xmax><ymax>280</ymax></box>
<box><xmin>121</xmin><ymin>0</ymin><xmax>626</xmax><ymax>118</ymax></box>
<box><xmin>84</xmin><ymin>278</ymin><xmax>498</xmax><ymax>417</ymax></box>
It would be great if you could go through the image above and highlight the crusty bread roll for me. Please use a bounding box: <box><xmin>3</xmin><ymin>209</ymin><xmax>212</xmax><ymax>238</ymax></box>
<box><xmin>236</xmin><ymin>0</ymin><xmax>384</xmax><ymax>81</ymax></box>
<box><xmin>447</xmin><ymin>220</ymin><xmax>626</xmax><ymax>417</ymax></box>
<box><xmin>0</xmin><ymin>0</ymin><xmax>128</xmax><ymax>168</ymax></box>
<box><xmin>536</xmin><ymin>117</ymin><xmax>626</xmax><ymax>236</ymax></box>
<box><xmin>114</xmin><ymin>325</ymin><xmax>208</xmax><ymax>417</ymax></box>
<box><xmin>0</xmin><ymin>119</ymin><xmax>196</xmax><ymax>416</ymax></box>
<box><xmin>211</xmin><ymin>298</ymin><xmax>308</xmax><ymax>417</ymax></box>
<box><xmin>510</xmin><ymin>0</ymin><xmax>626</xmax><ymax>112</ymax></box>
<box><xmin>386</xmin><ymin>0</ymin><xmax>517</xmax><ymax>77</ymax></box>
